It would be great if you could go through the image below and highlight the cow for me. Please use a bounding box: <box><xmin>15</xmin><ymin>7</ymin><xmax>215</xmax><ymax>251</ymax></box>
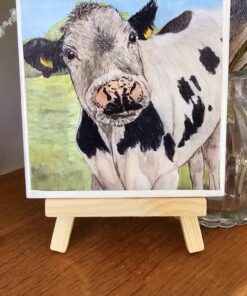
<box><xmin>23</xmin><ymin>1</ymin><xmax>222</xmax><ymax>191</ymax></box>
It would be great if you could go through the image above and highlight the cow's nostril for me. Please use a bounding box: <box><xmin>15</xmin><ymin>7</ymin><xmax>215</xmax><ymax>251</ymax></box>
<box><xmin>103</xmin><ymin>88</ymin><xmax>112</xmax><ymax>101</ymax></box>
<box><xmin>129</xmin><ymin>81</ymin><xmax>143</xmax><ymax>102</ymax></box>
<box><xmin>92</xmin><ymin>87</ymin><xmax>112</xmax><ymax>108</ymax></box>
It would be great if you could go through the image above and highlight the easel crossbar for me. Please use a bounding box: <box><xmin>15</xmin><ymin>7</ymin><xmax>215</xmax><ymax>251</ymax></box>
<box><xmin>45</xmin><ymin>198</ymin><xmax>206</xmax><ymax>217</ymax></box>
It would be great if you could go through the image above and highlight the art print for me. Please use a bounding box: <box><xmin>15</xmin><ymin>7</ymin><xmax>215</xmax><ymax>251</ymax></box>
<box><xmin>17</xmin><ymin>0</ymin><xmax>230</xmax><ymax>198</ymax></box>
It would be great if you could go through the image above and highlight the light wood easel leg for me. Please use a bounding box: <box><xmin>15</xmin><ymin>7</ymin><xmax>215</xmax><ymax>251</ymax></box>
<box><xmin>180</xmin><ymin>216</ymin><xmax>204</xmax><ymax>253</ymax></box>
<box><xmin>50</xmin><ymin>217</ymin><xmax>75</xmax><ymax>253</ymax></box>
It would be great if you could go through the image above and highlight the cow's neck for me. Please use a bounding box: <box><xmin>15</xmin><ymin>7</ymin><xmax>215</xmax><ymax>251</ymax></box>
<box><xmin>97</xmin><ymin>102</ymin><xmax>168</xmax><ymax>157</ymax></box>
<box><xmin>97</xmin><ymin>123</ymin><xmax>119</xmax><ymax>154</ymax></box>
<box><xmin>139</xmin><ymin>39</ymin><xmax>174</xmax><ymax>134</ymax></box>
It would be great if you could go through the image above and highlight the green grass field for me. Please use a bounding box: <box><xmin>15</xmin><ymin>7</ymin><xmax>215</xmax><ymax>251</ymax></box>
<box><xmin>26</xmin><ymin>75</ymin><xmax>92</xmax><ymax>191</ymax></box>
<box><xmin>25</xmin><ymin>74</ymin><xmax>208</xmax><ymax>191</ymax></box>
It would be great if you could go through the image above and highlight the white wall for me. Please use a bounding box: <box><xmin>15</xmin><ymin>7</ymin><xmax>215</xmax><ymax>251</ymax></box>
<box><xmin>0</xmin><ymin>0</ymin><xmax>24</xmax><ymax>175</ymax></box>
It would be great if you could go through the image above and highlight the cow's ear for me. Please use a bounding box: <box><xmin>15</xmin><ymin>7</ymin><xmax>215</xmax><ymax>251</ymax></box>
<box><xmin>128</xmin><ymin>0</ymin><xmax>158</xmax><ymax>40</ymax></box>
<box><xmin>23</xmin><ymin>37</ymin><xmax>66</xmax><ymax>78</ymax></box>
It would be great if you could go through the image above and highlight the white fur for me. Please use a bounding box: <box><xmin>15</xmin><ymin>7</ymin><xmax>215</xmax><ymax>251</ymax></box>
<box><xmin>139</xmin><ymin>13</ymin><xmax>222</xmax><ymax>167</ymax></box>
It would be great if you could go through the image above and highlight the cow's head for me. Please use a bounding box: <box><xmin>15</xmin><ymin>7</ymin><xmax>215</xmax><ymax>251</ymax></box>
<box><xmin>24</xmin><ymin>1</ymin><xmax>157</xmax><ymax>126</ymax></box>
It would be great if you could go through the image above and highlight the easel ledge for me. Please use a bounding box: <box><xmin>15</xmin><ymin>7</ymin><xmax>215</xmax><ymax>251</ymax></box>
<box><xmin>45</xmin><ymin>197</ymin><xmax>207</xmax><ymax>254</ymax></box>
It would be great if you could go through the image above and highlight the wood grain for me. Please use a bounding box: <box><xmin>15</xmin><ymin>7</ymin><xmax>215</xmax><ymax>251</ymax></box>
<box><xmin>45</xmin><ymin>197</ymin><xmax>206</xmax><ymax>217</ymax></box>
<box><xmin>1</xmin><ymin>169</ymin><xmax>247</xmax><ymax>296</ymax></box>
<box><xmin>50</xmin><ymin>217</ymin><xmax>75</xmax><ymax>253</ymax></box>
<box><xmin>180</xmin><ymin>216</ymin><xmax>204</xmax><ymax>253</ymax></box>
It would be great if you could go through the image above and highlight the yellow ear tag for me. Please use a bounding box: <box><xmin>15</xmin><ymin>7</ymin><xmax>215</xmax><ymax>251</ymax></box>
<box><xmin>144</xmin><ymin>27</ymin><xmax>153</xmax><ymax>39</ymax></box>
<box><xmin>40</xmin><ymin>57</ymin><xmax>53</xmax><ymax>69</ymax></box>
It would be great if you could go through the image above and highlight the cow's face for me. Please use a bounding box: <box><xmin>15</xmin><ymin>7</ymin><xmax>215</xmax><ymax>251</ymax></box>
<box><xmin>62</xmin><ymin>4</ymin><xmax>156</xmax><ymax>126</ymax></box>
<box><xmin>23</xmin><ymin>1</ymin><xmax>157</xmax><ymax>127</ymax></box>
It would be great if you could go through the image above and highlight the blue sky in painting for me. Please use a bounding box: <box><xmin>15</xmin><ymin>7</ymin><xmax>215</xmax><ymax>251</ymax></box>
<box><xmin>21</xmin><ymin>0</ymin><xmax>222</xmax><ymax>39</ymax></box>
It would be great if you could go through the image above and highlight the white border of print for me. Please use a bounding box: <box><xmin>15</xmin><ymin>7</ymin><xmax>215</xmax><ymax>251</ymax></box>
<box><xmin>16</xmin><ymin>0</ymin><xmax>231</xmax><ymax>198</ymax></box>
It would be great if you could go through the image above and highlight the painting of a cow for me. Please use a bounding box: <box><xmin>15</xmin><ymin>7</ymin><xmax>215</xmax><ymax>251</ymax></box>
<box><xmin>20</xmin><ymin>0</ymin><xmax>228</xmax><ymax>195</ymax></box>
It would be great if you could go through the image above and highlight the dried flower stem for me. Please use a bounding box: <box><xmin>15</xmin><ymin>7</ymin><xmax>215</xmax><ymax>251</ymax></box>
<box><xmin>0</xmin><ymin>8</ymin><xmax>16</xmax><ymax>39</ymax></box>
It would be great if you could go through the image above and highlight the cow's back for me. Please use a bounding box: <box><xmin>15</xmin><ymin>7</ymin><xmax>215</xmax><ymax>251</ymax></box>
<box><xmin>139</xmin><ymin>12</ymin><xmax>222</xmax><ymax>166</ymax></box>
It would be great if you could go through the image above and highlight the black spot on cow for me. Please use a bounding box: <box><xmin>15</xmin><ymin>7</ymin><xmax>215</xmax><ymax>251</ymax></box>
<box><xmin>117</xmin><ymin>102</ymin><xmax>165</xmax><ymax>154</ymax></box>
<box><xmin>190</xmin><ymin>75</ymin><xmax>201</xmax><ymax>91</ymax></box>
<box><xmin>158</xmin><ymin>11</ymin><xmax>193</xmax><ymax>35</ymax></box>
<box><xmin>199</xmin><ymin>47</ymin><xmax>220</xmax><ymax>75</ymax></box>
<box><xmin>178</xmin><ymin>117</ymin><xmax>196</xmax><ymax>147</ymax></box>
<box><xmin>192</xmin><ymin>96</ymin><xmax>205</xmax><ymax>128</ymax></box>
<box><xmin>208</xmin><ymin>105</ymin><xmax>213</xmax><ymax>112</ymax></box>
<box><xmin>178</xmin><ymin>77</ymin><xmax>195</xmax><ymax>103</ymax></box>
<box><xmin>164</xmin><ymin>133</ymin><xmax>175</xmax><ymax>161</ymax></box>
<box><xmin>77</xmin><ymin>111</ymin><xmax>110</xmax><ymax>158</ymax></box>
<box><xmin>178</xmin><ymin>96</ymin><xmax>205</xmax><ymax>147</ymax></box>
<box><xmin>220</xmin><ymin>37</ymin><xmax>222</xmax><ymax>42</ymax></box>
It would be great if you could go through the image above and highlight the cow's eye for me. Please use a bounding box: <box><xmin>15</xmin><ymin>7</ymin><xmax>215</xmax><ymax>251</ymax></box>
<box><xmin>67</xmin><ymin>50</ymin><xmax>75</xmax><ymax>61</ymax></box>
<box><xmin>129</xmin><ymin>33</ymin><xmax>137</xmax><ymax>43</ymax></box>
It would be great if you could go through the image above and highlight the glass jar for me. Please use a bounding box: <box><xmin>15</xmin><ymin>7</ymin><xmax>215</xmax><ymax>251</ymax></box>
<box><xmin>201</xmin><ymin>71</ymin><xmax>247</xmax><ymax>227</ymax></box>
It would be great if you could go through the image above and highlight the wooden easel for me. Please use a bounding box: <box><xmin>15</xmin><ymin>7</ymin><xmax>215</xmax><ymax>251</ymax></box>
<box><xmin>45</xmin><ymin>197</ymin><xmax>207</xmax><ymax>254</ymax></box>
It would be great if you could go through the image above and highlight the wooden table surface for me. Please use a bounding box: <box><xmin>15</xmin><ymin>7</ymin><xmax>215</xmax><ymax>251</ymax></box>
<box><xmin>1</xmin><ymin>170</ymin><xmax>247</xmax><ymax>296</ymax></box>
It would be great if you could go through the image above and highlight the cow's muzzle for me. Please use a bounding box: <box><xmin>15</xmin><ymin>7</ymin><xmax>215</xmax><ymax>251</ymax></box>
<box><xmin>92</xmin><ymin>77</ymin><xmax>143</xmax><ymax>116</ymax></box>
